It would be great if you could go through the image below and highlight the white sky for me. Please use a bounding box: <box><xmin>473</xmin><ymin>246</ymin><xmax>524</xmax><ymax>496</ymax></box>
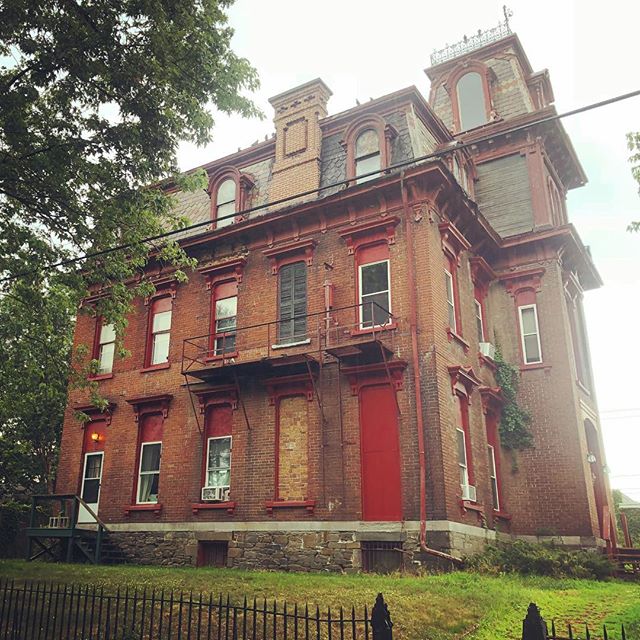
<box><xmin>177</xmin><ymin>0</ymin><xmax>640</xmax><ymax>501</ymax></box>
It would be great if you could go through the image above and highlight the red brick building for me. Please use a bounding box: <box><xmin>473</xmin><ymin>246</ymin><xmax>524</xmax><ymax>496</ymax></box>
<box><xmin>55</xmin><ymin>26</ymin><xmax>615</xmax><ymax>570</ymax></box>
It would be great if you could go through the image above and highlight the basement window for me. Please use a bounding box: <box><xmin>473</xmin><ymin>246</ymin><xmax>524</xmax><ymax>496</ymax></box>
<box><xmin>361</xmin><ymin>541</ymin><xmax>403</xmax><ymax>574</ymax></box>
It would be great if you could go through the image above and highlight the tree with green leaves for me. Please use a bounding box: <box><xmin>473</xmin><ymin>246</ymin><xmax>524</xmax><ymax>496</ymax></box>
<box><xmin>0</xmin><ymin>282</ymin><xmax>75</xmax><ymax>496</ymax></box>
<box><xmin>0</xmin><ymin>0</ymin><xmax>260</xmax><ymax>319</ymax></box>
<box><xmin>0</xmin><ymin>1</ymin><xmax>259</xmax><ymax>498</ymax></box>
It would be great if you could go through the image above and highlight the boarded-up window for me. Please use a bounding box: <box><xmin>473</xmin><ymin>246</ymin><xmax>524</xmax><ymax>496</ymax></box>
<box><xmin>278</xmin><ymin>262</ymin><xmax>307</xmax><ymax>343</ymax></box>
<box><xmin>198</xmin><ymin>541</ymin><xmax>228</xmax><ymax>568</ymax></box>
<box><xmin>277</xmin><ymin>395</ymin><xmax>308</xmax><ymax>501</ymax></box>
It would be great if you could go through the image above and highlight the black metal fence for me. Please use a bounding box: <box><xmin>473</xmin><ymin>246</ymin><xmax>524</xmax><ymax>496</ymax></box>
<box><xmin>0</xmin><ymin>579</ymin><xmax>383</xmax><ymax>640</ymax></box>
<box><xmin>0</xmin><ymin>580</ymin><xmax>632</xmax><ymax>640</ymax></box>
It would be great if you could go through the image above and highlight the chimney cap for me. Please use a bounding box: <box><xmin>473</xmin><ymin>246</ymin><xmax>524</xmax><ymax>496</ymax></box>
<box><xmin>268</xmin><ymin>78</ymin><xmax>332</xmax><ymax>106</ymax></box>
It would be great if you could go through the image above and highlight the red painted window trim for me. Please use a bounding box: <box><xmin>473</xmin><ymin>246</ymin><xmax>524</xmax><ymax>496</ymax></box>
<box><xmin>341</xmin><ymin>114</ymin><xmax>397</xmax><ymax>184</ymax></box>
<box><xmin>262</xmin><ymin>239</ymin><xmax>316</xmax><ymax>275</ymax></box>
<box><xmin>265</xmin><ymin>376</ymin><xmax>314</xmax><ymax>502</ymax></box>
<box><xmin>208</xmin><ymin>166</ymin><xmax>255</xmax><ymax>229</ymax></box>
<box><xmin>446</xmin><ymin>62</ymin><xmax>495</xmax><ymax>134</ymax></box>
<box><xmin>128</xmin><ymin>409</ymin><xmax>165</xmax><ymax>507</ymax></box>
<box><xmin>208</xmin><ymin>279</ymin><xmax>238</xmax><ymax>358</ymax></box>
<box><xmin>200</xmin><ymin>402</ymin><xmax>234</xmax><ymax>498</ymax></box>
<box><xmin>143</xmin><ymin>294</ymin><xmax>174</xmax><ymax>369</ymax></box>
<box><xmin>355</xmin><ymin>241</ymin><xmax>391</xmax><ymax>330</ymax></box>
<box><xmin>484</xmin><ymin>401</ymin><xmax>505</xmax><ymax>513</ymax></box>
<box><xmin>338</xmin><ymin>216</ymin><xmax>400</xmax><ymax>255</ymax></box>
<box><xmin>457</xmin><ymin>395</ymin><xmax>475</xmax><ymax>485</ymax></box>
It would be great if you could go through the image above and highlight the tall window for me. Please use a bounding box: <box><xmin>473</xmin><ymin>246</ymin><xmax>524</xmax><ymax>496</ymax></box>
<box><xmin>215</xmin><ymin>178</ymin><xmax>236</xmax><ymax>228</ymax></box>
<box><xmin>474</xmin><ymin>298</ymin><xmax>485</xmax><ymax>342</ymax></box>
<box><xmin>359</xmin><ymin>260</ymin><xmax>391</xmax><ymax>328</ymax></box>
<box><xmin>487</xmin><ymin>445</ymin><xmax>499</xmax><ymax>510</ymax></box>
<box><xmin>518</xmin><ymin>304</ymin><xmax>542</xmax><ymax>364</ymax></box>
<box><xmin>278</xmin><ymin>262</ymin><xmax>307</xmax><ymax>343</ymax></box>
<box><xmin>444</xmin><ymin>257</ymin><xmax>461</xmax><ymax>335</ymax></box>
<box><xmin>135</xmin><ymin>413</ymin><xmax>163</xmax><ymax>504</ymax></box>
<box><xmin>147</xmin><ymin>296</ymin><xmax>172</xmax><ymax>366</ymax></box>
<box><xmin>456</xmin><ymin>72</ymin><xmax>488</xmax><ymax>131</ymax></box>
<box><xmin>96</xmin><ymin>322</ymin><xmax>115</xmax><ymax>375</ymax></box>
<box><xmin>138</xmin><ymin>442</ymin><xmax>161</xmax><ymax>503</ymax></box>
<box><xmin>212</xmin><ymin>281</ymin><xmax>238</xmax><ymax>355</ymax></box>
<box><xmin>206</xmin><ymin>437</ymin><xmax>232</xmax><ymax>489</ymax></box>
<box><xmin>457</xmin><ymin>428</ymin><xmax>469</xmax><ymax>489</ymax></box>
<box><xmin>355</xmin><ymin>129</ymin><xmax>381</xmax><ymax>183</ymax></box>
<box><xmin>456</xmin><ymin>397</ymin><xmax>475</xmax><ymax>500</ymax></box>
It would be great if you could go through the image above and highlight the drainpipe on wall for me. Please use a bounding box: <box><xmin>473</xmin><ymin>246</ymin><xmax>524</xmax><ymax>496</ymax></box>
<box><xmin>400</xmin><ymin>171</ymin><xmax>462</xmax><ymax>566</ymax></box>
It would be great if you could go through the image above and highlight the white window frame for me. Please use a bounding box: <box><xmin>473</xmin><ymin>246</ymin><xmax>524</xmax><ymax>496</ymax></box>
<box><xmin>214</xmin><ymin>295</ymin><xmax>237</xmax><ymax>355</ymax></box>
<box><xmin>445</xmin><ymin>269</ymin><xmax>457</xmax><ymax>333</ymax></box>
<box><xmin>358</xmin><ymin>259</ymin><xmax>391</xmax><ymax>329</ymax></box>
<box><xmin>137</xmin><ymin>441</ymin><xmax>162</xmax><ymax>504</ymax></box>
<box><xmin>474</xmin><ymin>299</ymin><xmax>485</xmax><ymax>342</ymax></box>
<box><xmin>456</xmin><ymin>428</ymin><xmax>470</xmax><ymax>489</ymax></box>
<box><xmin>488</xmin><ymin>444</ymin><xmax>500</xmax><ymax>511</ymax></box>
<box><xmin>150</xmin><ymin>309</ymin><xmax>172</xmax><ymax>365</ymax></box>
<box><xmin>518</xmin><ymin>304</ymin><xmax>543</xmax><ymax>365</ymax></box>
<box><xmin>205</xmin><ymin>435</ymin><xmax>232</xmax><ymax>489</ymax></box>
<box><xmin>216</xmin><ymin>178</ymin><xmax>237</xmax><ymax>228</ymax></box>
<box><xmin>97</xmin><ymin>323</ymin><xmax>115</xmax><ymax>374</ymax></box>
<box><xmin>354</xmin><ymin>129</ymin><xmax>381</xmax><ymax>184</ymax></box>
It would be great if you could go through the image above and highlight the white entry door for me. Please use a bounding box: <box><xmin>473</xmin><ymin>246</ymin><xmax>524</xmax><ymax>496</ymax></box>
<box><xmin>78</xmin><ymin>452</ymin><xmax>103</xmax><ymax>524</ymax></box>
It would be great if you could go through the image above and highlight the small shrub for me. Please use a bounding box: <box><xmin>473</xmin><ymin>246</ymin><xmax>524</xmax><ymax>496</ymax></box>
<box><xmin>464</xmin><ymin>540</ymin><xmax>615</xmax><ymax>580</ymax></box>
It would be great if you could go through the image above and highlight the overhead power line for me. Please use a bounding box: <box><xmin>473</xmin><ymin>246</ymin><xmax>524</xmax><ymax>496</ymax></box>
<box><xmin>1</xmin><ymin>87</ymin><xmax>640</xmax><ymax>286</ymax></box>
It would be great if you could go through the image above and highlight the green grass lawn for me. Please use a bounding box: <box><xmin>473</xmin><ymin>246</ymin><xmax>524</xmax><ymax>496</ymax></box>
<box><xmin>0</xmin><ymin>560</ymin><xmax>638</xmax><ymax>639</ymax></box>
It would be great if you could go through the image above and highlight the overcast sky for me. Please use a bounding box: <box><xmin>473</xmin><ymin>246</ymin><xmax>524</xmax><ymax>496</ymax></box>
<box><xmin>177</xmin><ymin>0</ymin><xmax>640</xmax><ymax>501</ymax></box>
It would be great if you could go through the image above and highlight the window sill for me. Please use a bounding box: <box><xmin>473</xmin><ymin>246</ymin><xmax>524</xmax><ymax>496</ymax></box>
<box><xmin>140</xmin><ymin>362</ymin><xmax>171</xmax><ymax>373</ymax></box>
<box><xmin>478</xmin><ymin>353</ymin><xmax>497</xmax><ymax>372</ymax></box>
<box><xmin>519</xmin><ymin>362</ymin><xmax>551</xmax><ymax>372</ymax></box>
<box><xmin>447</xmin><ymin>328</ymin><xmax>470</xmax><ymax>353</ymax></box>
<box><xmin>124</xmin><ymin>503</ymin><xmax>162</xmax><ymax>516</ymax></box>
<box><xmin>349</xmin><ymin>323</ymin><xmax>397</xmax><ymax>337</ymax></box>
<box><xmin>265</xmin><ymin>500</ymin><xmax>315</xmax><ymax>514</ymax></box>
<box><xmin>460</xmin><ymin>499</ymin><xmax>484</xmax><ymax>515</ymax></box>
<box><xmin>89</xmin><ymin>373</ymin><xmax>114</xmax><ymax>381</ymax></box>
<box><xmin>192</xmin><ymin>501</ymin><xmax>236</xmax><ymax>515</ymax></box>
<box><xmin>492</xmin><ymin>509</ymin><xmax>512</xmax><ymax>521</ymax></box>
<box><xmin>204</xmin><ymin>351</ymin><xmax>239</xmax><ymax>362</ymax></box>
<box><xmin>271</xmin><ymin>339</ymin><xmax>311</xmax><ymax>350</ymax></box>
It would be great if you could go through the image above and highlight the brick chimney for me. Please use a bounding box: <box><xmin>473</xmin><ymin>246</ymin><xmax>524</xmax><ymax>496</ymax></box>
<box><xmin>268</xmin><ymin>78</ymin><xmax>332</xmax><ymax>204</ymax></box>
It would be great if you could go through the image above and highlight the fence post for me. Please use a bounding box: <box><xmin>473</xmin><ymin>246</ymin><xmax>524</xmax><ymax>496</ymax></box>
<box><xmin>371</xmin><ymin>593</ymin><xmax>393</xmax><ymax>640</ymax></box>
<box><xmin>522</xmin><ymin>603</ymin><xmax>548</xmax><ymax>640</ymax></box>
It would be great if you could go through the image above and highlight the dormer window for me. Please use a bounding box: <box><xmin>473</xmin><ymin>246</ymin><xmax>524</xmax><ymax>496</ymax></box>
<box><xmin>456</xmin><ymin>72</ymin><xmax>488</xmax><ymax>131</ymax></box>
<box><xmin>208</xmin><ymin>167</ymin><xmax>255</xmax><ymax>230</ymax></box>
<box><xmin>343</xmin><ymin>115</ymin><xmax>397</xmax><ymax>186</ymax></box>
<box><xmin>355</xmin><ymin>129</ymin><xmax>381</xmax><ymax>183</ymax></box>
<box><xmin>215</xmin><ymin>178</ymin><xmax>237</xmax><ymax>228</ymax></box>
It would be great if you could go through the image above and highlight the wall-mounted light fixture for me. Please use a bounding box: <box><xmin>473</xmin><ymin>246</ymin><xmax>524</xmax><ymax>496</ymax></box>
<box><xmin>586</xmin><ymin>452</ymin><xmax>597</xmax><ymax>464</ymax></box>
<box><xmin>91</xmin><ymin>432</ymin><xmax>101</xmax><ymax>443</ymax></box>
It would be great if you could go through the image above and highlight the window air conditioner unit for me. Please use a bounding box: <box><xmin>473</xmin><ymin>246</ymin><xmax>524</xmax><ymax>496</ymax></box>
<box><xmin>201</xmin><ymin>486</ymin><xmax>230</xmax><ymax>502</ymax></box>
<box><xmin>461</xmin><ymin>484</ymin><xmax>477</xmax><ymax>502</ymax></box>
<box><xmin>479</xmin><ymin>342</ymin><xmax>496</xmax><ymax>360</ymax></box>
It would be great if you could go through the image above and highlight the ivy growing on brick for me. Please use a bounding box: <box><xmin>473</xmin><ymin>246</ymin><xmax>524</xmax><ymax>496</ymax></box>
<box><xmin>494</xmin><ymin>348</ymin><xmax>533</xmax><ymax>451</ymax></box>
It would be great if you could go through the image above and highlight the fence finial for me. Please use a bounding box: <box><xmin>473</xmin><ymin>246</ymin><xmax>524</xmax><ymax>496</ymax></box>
<box><xmin>371</xmin><ymin>593</ymin><xmax>393</xmax><ymax>640</ymax></box>
<box><xmin>522</xmin><ymin>602</ymin><xmax>548</xmax><ymax>640</ymax></box>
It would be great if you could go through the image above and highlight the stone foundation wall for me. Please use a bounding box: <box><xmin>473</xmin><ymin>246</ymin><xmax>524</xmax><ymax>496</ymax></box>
<box><xmin>108</xmin><ymin>526</ymin><xmax>602</xmax><ymax>571</ymax></box>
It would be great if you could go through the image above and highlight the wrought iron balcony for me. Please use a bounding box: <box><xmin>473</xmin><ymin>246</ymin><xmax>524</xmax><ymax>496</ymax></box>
<box><xmin>181</xmin><ymin>302</ymin><xmax>398</xmax><ymax>380</ymax></box>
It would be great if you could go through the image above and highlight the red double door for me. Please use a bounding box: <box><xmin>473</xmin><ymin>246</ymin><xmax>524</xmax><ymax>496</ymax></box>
<box><xmin>359</xmin><ymin>385</ymin><xmax>402</xmax><ymax>521</ymax></box>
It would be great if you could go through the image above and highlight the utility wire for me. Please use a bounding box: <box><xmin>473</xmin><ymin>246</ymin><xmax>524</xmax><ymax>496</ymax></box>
<box><xmin>2</xmin><ymin>87</ymin><xmax>640</xmax><ymax>286</ymax></box>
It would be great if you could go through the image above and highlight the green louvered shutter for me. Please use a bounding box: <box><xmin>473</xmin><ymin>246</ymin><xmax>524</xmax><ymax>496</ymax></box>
<box><xmin>278</xmin><ymin>262</ymin><xmax>307</xmax><ymax>343</ymax></box>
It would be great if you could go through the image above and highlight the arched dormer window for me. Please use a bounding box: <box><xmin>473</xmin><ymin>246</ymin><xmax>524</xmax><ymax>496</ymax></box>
<box><xmin>448</xmin><ymin>63</ymin><xmax>494</xmax><ymax>133</ymax></box>
<box><xmin>216</xmin><ymin>178</ymin><xmax>236</xmax><ymax>228</ymax></box>
<box><xmin>355</xmin><ymin>129</ymin><xmax>381</xmax><ymax>184</ymax></box>
<box><xmin>208</xmin><ymin>167</ymin><xmax>255</xmax><ymax>230</ymax></box>
<box><xmin>342</xmin><ymin>115</ymin><xmax>397</xmax><ymax>186</ymax></box>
